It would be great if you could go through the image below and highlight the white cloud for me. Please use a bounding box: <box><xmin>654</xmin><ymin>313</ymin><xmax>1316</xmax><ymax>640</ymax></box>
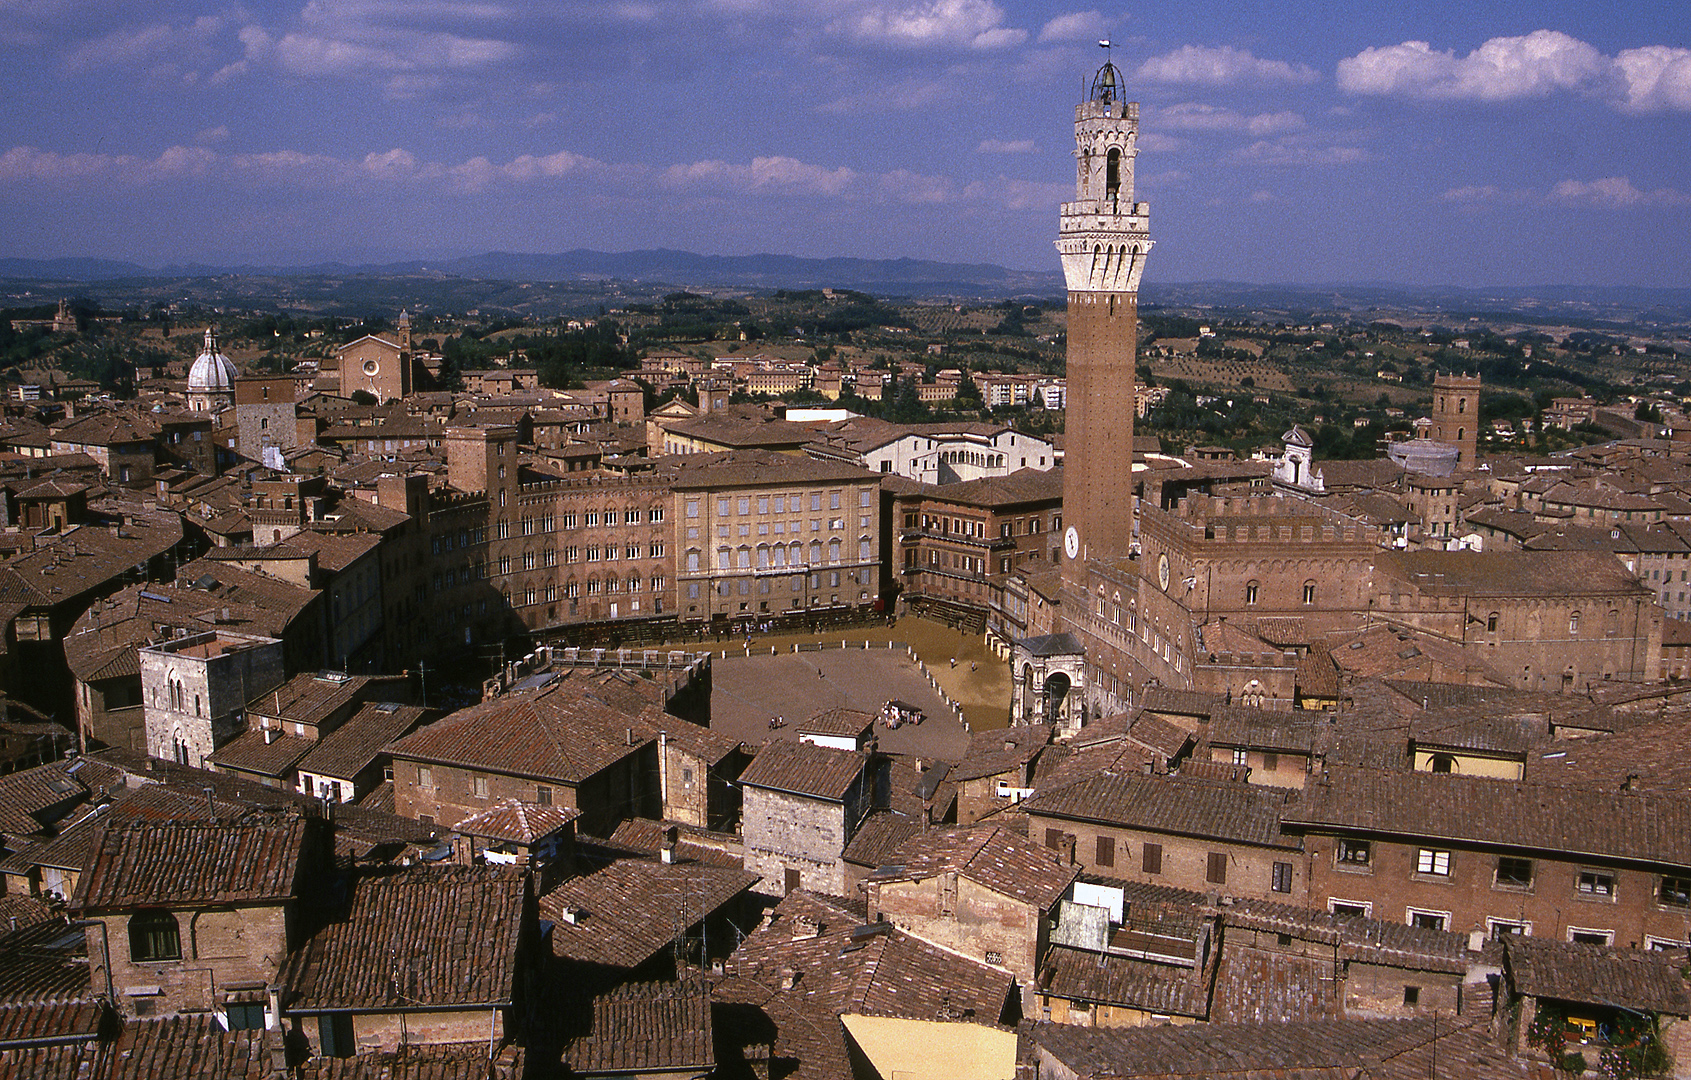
<box><xmin>195</xmin><ymin>125</ymin><xmax>231</xmax><ymax>145</ymax></box>
<box><xmin>1614</xmin><ymin>46</ymin><xmax>1691</xmax><ymax>113</ymax></box>
<box><xmin>819</xmin><ymin>76</ymin><xmax>966</xmax><ymax>114</ymax></box>
<box><xmin>1037</xmin><ymin>11</ymin><xmax>1103</xmax><ymax>44</ymax></box>
<box><xmin>876</xmin><ymin>169</ymin><xmax>951</xmax><ymax>203</ymax></box>
<box><xmin>1440</xmin><ymin>184</ymin><xmax>1503</xmax><ymax>204</ymax></box>
<box><xmin>1337</xmin><ymin>30</ymin><xmax>1606</xmax><ymax>102</ymax></box>
<box><xmin>663</xmin><ymin>155</ymin><xmax>859</xmax><ymax>197</ymax></box>
<box><xmin>1548</xmin><ymin>177</ymin><xmax>1691</xmax><ymax>208</ymax></box>
<box><xmin>1248</xmin><ymin>189</ymin><xmax>1272</xmax><ymax>203</ymax></box>
<box><xmin>1338</xmin><ymin>31</ymin><xmax>1691</xmax><ymax>114</ymax></box>
<box><xmin>959</xmin><ymin>176</ymin><xmax>1068</xmax><ymax>211</ymax></box>
<box><xmin>827</xmin><ymin>0</ymin><xmax>1026</xmax><ymax>50</ymax></box>
<box><xmin>1236</xmin><ymin>140</ymin><xmax>1367</xmax><ymax>166</ymax></box>
<box><xmin>1154</xmin><ymin>102</ymin><xmax>1305</xmax><ymax>136</ymax></box>
<box><xmin>1136</xmin><ymin>45</ymin><xmax>1317</xmax><ymax>87</ymax></box>
<box><xmin>977</xmin><ymin>138</ymin><xmax>1034</xmax><ymax>153</ymax></box>
<box><xmin>1136</xmin><ymin>132</ymin><xmax>1185</xmax><ymax>153</ymax></box>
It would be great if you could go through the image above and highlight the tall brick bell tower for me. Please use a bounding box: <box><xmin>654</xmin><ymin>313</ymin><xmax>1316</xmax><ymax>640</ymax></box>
<box><xmin>1011</xmin><ymin>59</ymin><xmax>1154</xmax><ymax>733</ymax></box>
<box><xmin>1057</xmin><ymin>60</ymin><xmax>1152</xmax><ymax>605</ymax></box>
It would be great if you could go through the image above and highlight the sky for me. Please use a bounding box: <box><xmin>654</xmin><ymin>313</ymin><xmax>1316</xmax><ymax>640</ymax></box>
<box><xmin>1</xmin><ymin>1</ymin><xmax>1689</xmax><ymax>288</ymax></box>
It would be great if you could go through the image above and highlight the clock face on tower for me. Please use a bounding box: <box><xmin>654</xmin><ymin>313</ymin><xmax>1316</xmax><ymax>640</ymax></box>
<box><xmin>1157</xmin><ymin>553</ymin><xmax>1170</xmax><ymax>591</ymax></box>
<box><xmin>1063</xmin><ymin>526</ymin><xmax>1080</xmax><ymax>561</ymax></box>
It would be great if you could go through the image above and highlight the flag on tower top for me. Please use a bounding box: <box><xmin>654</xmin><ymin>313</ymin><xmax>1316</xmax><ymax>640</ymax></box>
<box><xmin>1098</xmin><ymin>39</ymin><xmax>1110</xmax><ymax>48</ymax></box>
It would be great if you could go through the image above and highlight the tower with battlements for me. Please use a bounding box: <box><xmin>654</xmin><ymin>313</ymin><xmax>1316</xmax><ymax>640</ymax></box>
<box><xmin>1012</xmin><ymin>59</ymin><xmax>1154</xmax><ymax>733</ymax></box>
<box><xmin>1057</xmin><ymin>59</ymin><xmax>1152</xmax><ymax>601</ymax></box>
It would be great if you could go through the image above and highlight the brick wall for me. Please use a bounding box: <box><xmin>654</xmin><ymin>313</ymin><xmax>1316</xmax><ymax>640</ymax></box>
<box><xmin>868</xmin><ymin>875</ymin><xmax>1042</xmax><ymax>985</ymax></box>
<box><xmin>1024</xmin><ymin>813</ymin><xmax>1306</xmax><ymax>905</ymax></box>
<box><xmin>89</xmin><ymin>902</ymin><xmax>291</xmax><ymax>1019</ymax></box>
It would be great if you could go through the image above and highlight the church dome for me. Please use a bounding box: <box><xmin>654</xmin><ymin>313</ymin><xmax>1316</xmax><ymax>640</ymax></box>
<box><xmin>187</xmin><ymin>328</ymin><xmax>237</xmax><ymax>394</ymax></box>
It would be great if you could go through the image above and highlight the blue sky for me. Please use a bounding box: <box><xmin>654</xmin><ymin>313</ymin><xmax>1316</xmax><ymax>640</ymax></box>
<box><xmin>2</xmin><ymin>1</ymin><xmax>1688</xmax><ymax>287</ymax></box>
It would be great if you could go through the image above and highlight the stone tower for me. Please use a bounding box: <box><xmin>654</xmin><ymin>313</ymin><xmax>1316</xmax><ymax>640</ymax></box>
<box><xmin>1431</xmin><ymin>372</ymin><xmax>1481</xmax><ymax>467</ymax></box>
<box><xmin>1057</xmin><ymin>59</ymin><xmax>1152</xmax><ymax>599</ymax></box>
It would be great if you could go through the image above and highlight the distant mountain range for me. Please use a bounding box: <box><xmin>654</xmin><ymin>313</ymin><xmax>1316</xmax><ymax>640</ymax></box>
<box><xmin>0</xmin><ymin>249</ymin><xmax>1066</xmax><ymax>299</ymax></box>
<box><xmin>2</xmin><ymin>250</ymin><xmax>1689</xmax><ymax>322</ymax></box>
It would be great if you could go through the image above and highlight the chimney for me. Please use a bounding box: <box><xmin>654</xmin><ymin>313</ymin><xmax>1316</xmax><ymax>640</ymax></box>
<box><xmin>660</xmin><ymin>825</ymin><xmax>679</xmax><ymax>864</ymax></box>
<box><xmin>779</xmin><ymin>968</ymin><xmax>799</xmax><ymax>990</ymax></box>
<box><xmin>561</xmin><ymin>906</ymin><xmax>583</xmax><ymax>925</ymax></box>
<box><xmin>1624</xmin><ymin>772</ymin><xmax>1639</xmax><ymax>792</ymax></box>
<box><xmin>791</xmin><ymin>914</ymin><xmax>819</xmax><ymax>941</ymax></box>
<box><xmin>263</xmin><ymin>726</ymin><xmax>279</xmax><ymax>745</ymax></box>
<box><xmin>625</xmin><ymin>727</ymin><xmax>634</xmax><ymax>747</ymax></box>
<box><xmin>1060</xmin><ymin>834</ymin><xmax>1077</xmax><ymax>867</ymax></box>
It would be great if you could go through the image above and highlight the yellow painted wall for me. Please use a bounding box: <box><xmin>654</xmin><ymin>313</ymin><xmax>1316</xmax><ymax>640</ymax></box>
<box><xmin>840</xmin><ymin>1014</ymin><xmax>1016</xmax><ymax>1080</ymax></box>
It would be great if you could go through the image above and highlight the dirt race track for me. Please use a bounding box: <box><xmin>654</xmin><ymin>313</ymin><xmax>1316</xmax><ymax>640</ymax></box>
<box><xmin>700</xmin><ymin>616</ymin><xmax>1013</xmax><ymax>761</ymax></box>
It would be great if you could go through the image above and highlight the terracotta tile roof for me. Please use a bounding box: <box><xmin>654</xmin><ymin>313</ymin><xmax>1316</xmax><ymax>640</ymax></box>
<box><xmin>385</xmin><ymin>681</ymin><xmax>659</xmax><ymax>786</ymax></box>
<box><xmin>842</xmin><ymin>811</ymin><xmax>922</xmax><ymax>870</ymax></box>
<box><xmin>1222</xmin><ymin>897</ymin><xmax>1475</xmax><ymax>975</ymax></box>
<box><xmin>1126</xmin><ymin>714</ymin><xmax>1194</xmax><ymax>758</ymax></box>
<box><xmin>1376</xmin><ymin>549</ymin><xmax>1651</xmax><ymax>598</ymax></box>
<box><xmin>48</xmin><ymin>410</ymin><xmax>160</xmax><ymax>447</ymax></box>
<box><xmin>172</xmin><ymin>557</ymin><xmax>320</xmax><ymax>622</ymax></box>
<box><xmin>1209</xmin><ymin>944</ymin><xmax>1339</xmax><ymax>1025</ymax></box>
<box><xmin>1206</xmin><ymin>711</ymin><xmax>1319</xmax><ymax>755</ymax></box>
<box><xmin>0</xmin><ymin>763</ymin><xmax>88</xmax><ymax>838</ymax></box>
<box><xmin>872</xmin><ymin>824</ymin><xmax>1077</xmax><ymax>910</ymax></box>
<box><xmin>951</xmin><ymin>724</ymin><xmax>1052</xmax><ymax>783</ymax></box>
<box><xmin>0</xmin><ymin>507</ymin><xmax>183</xmax><ymax>609</ymax></box>
<box><xmin>65</xmin><ymin>582</ymin><xmax>302</xmax><ymax>683</ymax></box>
<box><xmin>1139</xmin><ymin>687</ymin><xmax>1226</xmax><ymax>720</ymax></box>
<box><xmin>0</xmin><ymin>917</ymin><xmax>91</xmax><ymax>1006</ymax></box>
<box><xmin>727</xmin><ymin>890</ymin><xmax>1014</xmax><ymax>1024</ymax></box>
<box><xmin>1284</xmin><ymin>765</ymin><xmax>1691</xmax><ymax>867</ymax></box>
<box><xmin>296</xmin><ymin>703</ymin><xmax>431</xmax><ymax>782</ymax></box>
<box><xmin>797</xmin><ymin>707</ymin><xmax>876</xmax><ymax>739</ymax></box>
<box><xmin>0</xmin><ymin>1013</ymin><xmax>269</xmax><ymax>1079</ymax></box>
<box><xmin>281</xmin><ymin>865</ymin><xmax>526</xmax><ymax>1012</ymax></box>
<box><xmin>1026</xmin><ymin>1014</ymin><xmax>1531</xmax><ymax>1080</ymax></box>
<box><xmin>0</xmin><ymin>896</ymin><xmax>56</xmax><ymax>933</ymax></box>
<box><xmin>563</xmin><ymin>981</ymin><xmax>713</xmax><ymax>1076</ymax></box>
<box><xmin>205</xmin><ymin>730</ymin><xmax>314</xmax><ymax>778</ymax></box>
<box><xmin>292</xmin><ymin>1044</ymin><xmax>523</xmax><ymax>1080</ymax></box>
<box><xmin>355</xmin><ymin>781</ymin><xmax>395</xmax><ymax>813</ymax></box>
<box><xmin>541</xmin><ymin>855</ymin><xmax>760</xmax><ymax>970</ymax></box>
<box><xmin>1504</xmin><ymin>936</ymin><xmax>1691</xmax><ymax>1016</ymax></box>
<box><xmin>81</xmin><ymin>749</ymin><xmax>441</xmax><ymax>863</ymax></box>
<box><xmin>737</xmin><ymin>740</ymin><xmax>867</xmax><ymax>802</ymax></box>
<box><xmin>1039</xmin><ymin>944</ymin><xmax>1212</xmax><ymax>1018</ymax></box>
<box><xmin>452</xmin><ymin>799</ymin><xmax>579</xmax><ymax>843</ymax></box>
<box><xmin>1022</xmin><ymin>773</ymin><xmax>1300</xmax><ymax>851</ymax></box>
<box><xmin>891</xmin><ymin>467</ymin><xmax>1064</xmax><ymax>509</ymax></box>
<box><xmin>72</xmin><ymin>818</ymin><xmax>310</xmax><ymax>912</ymax></box>
<box><xmin>246</xmin><ymin>672</ymin><xmax>408</xmax><ymax>728</ymax></box>
<box><xmin>0</xmin><ymin>999</ymin><xmax>103</xmax><ymax>1053</ymax></box>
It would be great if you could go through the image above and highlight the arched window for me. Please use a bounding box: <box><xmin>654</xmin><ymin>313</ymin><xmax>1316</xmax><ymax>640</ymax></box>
<box><xmin>1302</xmin><ymin>580</ymin><xmax>1316</xmax><ymax>605</ymax></box>
<box><xmin>1430</xmin><ymin>753</ymin><xmax>1456</xmax><ymax>774</ymax></box>
<box><xmin>737</xmin><ymin>547</ymin><xmax>751</xmax><ymax>570</ymax></box>
<box><xmin>1105</xmin><ymin>147</ymin><xmax>1121</xmax><ymax>198</ymax></box>
<box><xmin>1487</xmin><ymin>612</ymin><xmax>1499</xmax><ymax>634</ymax></box>
<box><xmin>1569</xmin><ymin>610</ymin><xmax>1581</xmax><ymax>636</ymax></box>
<box><xmin>1245</xmin><ymin>581</ymin><xmax>1260</xmax><ymax>605</ymax></box>
<box><xmin>129</xmin><ymin>909</ymin><xmax>182</xmax><ymax>962</ymax></box>
<box><xmin>1458</xmin><ymin>397</ymin><xmax>1467</xmax><ymax>414</ymax></box>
